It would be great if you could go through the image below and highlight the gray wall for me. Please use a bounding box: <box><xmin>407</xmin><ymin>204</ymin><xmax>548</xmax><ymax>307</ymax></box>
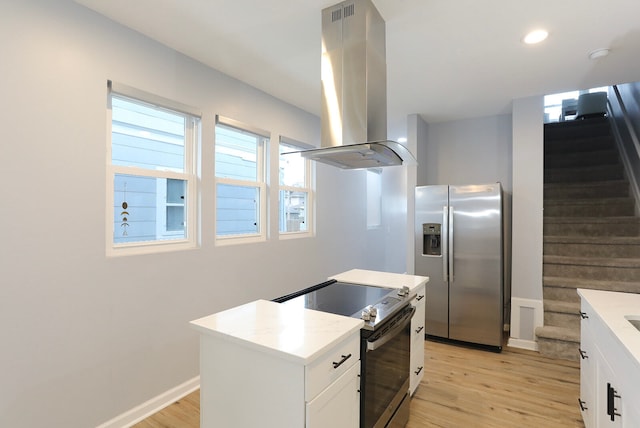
<box><xmin>510</xmin><ymin>97</ymin><xmax>545</xmax><ymax>303</ymax></box>
<box><xmin>416</xmin><ymin>114</ymin><xmax>513</xmax><ymax>189</ymax></box>
<box><xmin>0</xmin><ymin>1</ymin><xmax>407</xmax><ymax>426</ymax></box>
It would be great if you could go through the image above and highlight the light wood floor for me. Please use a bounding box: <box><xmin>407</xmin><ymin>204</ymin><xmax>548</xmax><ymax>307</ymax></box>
<box><xmin>133</xmin><ymin>339</ymin><xmax>584</xmax><ymax>428</ymax></box>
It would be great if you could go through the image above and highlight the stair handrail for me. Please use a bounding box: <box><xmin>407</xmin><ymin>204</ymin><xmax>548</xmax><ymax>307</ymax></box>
<box><xmin>611</xmin><ymin>85</ymin><xmax>640</xmax><ymax>160</ymax></box>
<box><xmin>608</xmin><ymin>85</ymin><xmax>640</xmax><ymax>215</ymax></box>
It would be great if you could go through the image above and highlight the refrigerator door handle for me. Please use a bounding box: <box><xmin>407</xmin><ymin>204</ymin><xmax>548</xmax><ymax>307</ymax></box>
<box><xmin>442</xmin><ymin>205</ymin><xmax>448</xmax><ymax>282</ymax></box>
<box><xmin>449</xmin><ymin>206</ymin><xmax>454</xmax><ymax>282</ymax></box>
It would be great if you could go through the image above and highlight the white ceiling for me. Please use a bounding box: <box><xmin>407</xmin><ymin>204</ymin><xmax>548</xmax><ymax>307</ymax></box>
<box><xmin>75</xmin><ymin>0</ymin><xmax>640</xmax><ymax>140</ymax></box>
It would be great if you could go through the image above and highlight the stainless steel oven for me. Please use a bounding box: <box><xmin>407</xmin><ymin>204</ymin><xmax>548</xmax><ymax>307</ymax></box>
<box><xmin>361</xmin><ymin>303</ymin><xmax>414</xmax><ymax>427</ymax></box>
<box><xmin>274</xmin><ymin>280</ymin><xmax>415</xmax><ymax>428</ymax></box>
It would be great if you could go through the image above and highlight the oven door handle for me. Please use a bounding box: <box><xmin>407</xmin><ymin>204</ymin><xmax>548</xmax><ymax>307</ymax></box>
<box><xmin>366</xmin><ymin>306</ymin><xmax>416</xmax><ymax>352</ymax></box>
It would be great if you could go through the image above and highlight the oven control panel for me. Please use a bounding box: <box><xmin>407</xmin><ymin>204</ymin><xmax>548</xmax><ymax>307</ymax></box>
<box><xmin>361</xmin><ymin>294</ymin><xmax>411</xmax><ymax>329</ymax></box>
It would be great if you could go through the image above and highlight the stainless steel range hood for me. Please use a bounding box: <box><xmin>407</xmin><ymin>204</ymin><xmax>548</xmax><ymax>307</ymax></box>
<box><xmin>286</xmin><ymin>0</ymin><xmax>416</xmax><ymax>169</ymax></box>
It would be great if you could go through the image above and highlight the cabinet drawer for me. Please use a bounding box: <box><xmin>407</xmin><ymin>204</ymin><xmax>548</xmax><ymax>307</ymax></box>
<box><xmin>306</xmin><ymin>362</ymin><xmax>360</xmax><ymax>428</ymax></box>
<box><xmin>305</xmin><ymin>333</ymin><xmax>360</xmax><ymax>400</ymax></box>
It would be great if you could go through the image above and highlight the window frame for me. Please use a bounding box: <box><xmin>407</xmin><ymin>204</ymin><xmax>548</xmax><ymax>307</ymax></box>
<box><xmin>214</xmin><ymin>115</ymin><xmax>269</xmax><ymax>245</ymax></box>
<box><xmin>278</xmin><ymin>136</ymin><xmax>314</xmax><ymax>239</ymax></box>
<box><xmin>106</xmin><ymin>81</ymin><xmax>200</xmax><ymax>256</ymax></box>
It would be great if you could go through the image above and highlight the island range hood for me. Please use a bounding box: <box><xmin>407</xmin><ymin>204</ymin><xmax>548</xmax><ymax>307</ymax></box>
<box><xmin>287</xmin><ymin>0</ymin><xmax>416</xmax><ymax>169</ymax></box>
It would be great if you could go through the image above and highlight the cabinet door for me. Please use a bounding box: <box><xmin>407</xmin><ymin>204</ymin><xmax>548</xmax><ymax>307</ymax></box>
<box><xmin>410</xmin><ymin>284</ymin><xmax>426</xmax><ymax>395</ymax></box>
<box><xmin>623</xmin><ymin>402</ymin><xmax>640</xmax><ymax>428</ymax></box>
<box><xmin>306</xmin><ymin>361</ymin><xmax>360</xmax><ymax>428</ymax></box>
<box><xmin>595</xmin><ymin>347</ymin><xmax>623</xmax><ymax>428</ymax></box>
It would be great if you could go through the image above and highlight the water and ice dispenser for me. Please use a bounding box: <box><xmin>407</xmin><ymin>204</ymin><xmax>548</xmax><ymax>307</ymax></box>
<box><xmin>422</xmin><ymin>223</ymin><xmax>441</xmax><ymax>256</ymax></box>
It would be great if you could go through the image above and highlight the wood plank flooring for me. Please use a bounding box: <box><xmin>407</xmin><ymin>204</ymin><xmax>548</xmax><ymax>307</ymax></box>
<box><xmin>133</xmin><ymin>339</ymin><xmax>584</xmax><ymax>428</ymax></box>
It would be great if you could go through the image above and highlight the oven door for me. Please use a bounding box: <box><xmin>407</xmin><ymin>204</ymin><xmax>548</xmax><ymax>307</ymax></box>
<box><xmin>361</xmin><ymin>305</ymin><xmax>415</xmax><ymax>428</ymax></box>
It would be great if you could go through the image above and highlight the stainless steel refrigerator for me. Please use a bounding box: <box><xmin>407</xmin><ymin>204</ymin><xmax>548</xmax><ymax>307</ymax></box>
<box><xmin>415</xmin><ymin>183</ymin><xmax>503</xmax><ymax>350</ymax></box>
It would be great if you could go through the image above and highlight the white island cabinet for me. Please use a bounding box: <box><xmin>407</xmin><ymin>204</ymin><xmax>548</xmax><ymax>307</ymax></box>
<box><xmin>578</xmin><ymin>289</ymin><xmax>640</xmax><ymax>428</ymax></box>
<box><xmin>329</xmin><ymin>269</ymin><xmax>429</xmax><ymax>395</ymax></box>
<box><xmin>190</xmin><ymin>299</ymin><xmax>364</xmax><ymax>428</ymax></box>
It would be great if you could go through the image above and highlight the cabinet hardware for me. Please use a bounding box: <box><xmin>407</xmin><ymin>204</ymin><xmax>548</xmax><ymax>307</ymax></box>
<box><xmin>579</xmin><ymin>311</ymin><xmax>589</xmax><ymax>319</ymax></box>
<box><xmin>578</xmin><ymin>398</ymin><xmax>588</xmax><ymax>411</ymax></box>
<box><xmin>332</xmin><ymin>353</ymin><xmax>352</xmax><ymax>369</ymax></box>
<box><xmin>415</xmin><ymin>326</ymin><xmax>424</xmax><ymax>334</ymax></box>
<box><xmin>414</xmin><ymin>366</ymin><xmax>424</xmax><ymax>375</ymax></box>
<box><xmin>578</xmin><ymin>348</ymin><xmax>588</xmax><ymax>359</ymax></box>
<box><xmin>607</xmin><ymin>382</ymin><xmax>622</xmax><ymax>421</ymax></box>
<box><xmin>416</xmin><ymin>294</ymin><xmax>425</xmax><ymax>301</ymax></box>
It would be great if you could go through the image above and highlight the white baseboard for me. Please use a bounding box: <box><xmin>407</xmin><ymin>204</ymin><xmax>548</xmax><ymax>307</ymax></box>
<box><xmin>96</xmin><ymin>376</ymin><xmax>200</xmax><ymax>428</ymax></box>
<box><xmin>507</xmin><ymin>337</ymin><xmax>539</xmax><ymax>351</ymax></box>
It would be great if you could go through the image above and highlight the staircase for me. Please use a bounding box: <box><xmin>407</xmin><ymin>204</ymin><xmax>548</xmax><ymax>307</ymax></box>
<box><xmin>536</xmin><ymin>116</ymin><xmax>640</xmax><ymax>361</ymax></box>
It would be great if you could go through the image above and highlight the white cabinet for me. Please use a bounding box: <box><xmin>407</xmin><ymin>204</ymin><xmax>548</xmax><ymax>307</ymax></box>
<box><xmin>306</xmin><ymin>362</ymin><xmax>360</xmax><ymax>428</ymax></box>
<box><xmin>410</xmin><ymin>283</ymin><xmax>426</xmax><ymax>395</ymax></box>
<box><xmin>191</xmin><ymin>300</ymin><xmax>363</xmax><ymax>428</ymax></box>
<box><xmin>578</xmin><ymin>290</ymin><xmax>640</xmax><ymax>428</ymax></box>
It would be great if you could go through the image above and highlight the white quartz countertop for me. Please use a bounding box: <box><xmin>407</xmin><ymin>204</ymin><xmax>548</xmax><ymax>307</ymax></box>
<box><xmin>190</xmin><ymin>299</ymin><xmax>364</xmax><ymax>365</ymax></box>
<box><xmin>578</xmin><ymin>289</ymin><xmax>640</xmax><ymax>368</ymax></box>
<box><xmin>330</xmin><ymin>269</ymin><xmax>429</xmax><ymax>290</ymax></box>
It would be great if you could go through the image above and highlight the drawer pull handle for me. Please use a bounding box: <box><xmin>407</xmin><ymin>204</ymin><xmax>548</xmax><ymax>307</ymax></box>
<box><xmin>415</xmin><ymin>326</ymin><xmax>424</xmax><ymax>334</ymax></box>
<box><xmin>578</xmin><ymin>398</ymin><xmax>588</xmax><ymax>411</ymax></box>
<box><xmin>579</xmin><ymin>311</ymin><xmax>589</xmax><ymax>319</ymax></box>
<box><xmin>607</xmin><ymin>383</ymin><xmax>621</xmax><ymax>421</ymax></box>
<box><xmin>415</xmin><ymin>294</ymin><xmax>425</xmax><ymax>301</ymax></box>
<box><xmin>579</xmin><ymin>348</ymin><xmax>588</xmax><ymax>359</ymax></box>
<box><xmin>414</xmin><ymin>366</ymin><xmax>424</xmax><ymax>375</ymax></box>
<box><xmin>332</xmin><ymin>353</ymin><xmax>352</xmax><ymax>369</ymax></box>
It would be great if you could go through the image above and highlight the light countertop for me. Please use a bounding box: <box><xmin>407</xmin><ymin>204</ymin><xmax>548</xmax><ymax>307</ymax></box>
<box><xmin>578</xmin><ymin>288</ymin><xmax>640</xmax><ymax>368</ymax></box>
<box><xmin>330</xmin><ymin>269</ymin><xmax>429</xmax><ymax>290</ymax></box>
<box><xmin>190</xmin><ymin>299</ymin><xmax>363</xmax><ymax>365</ymax></box>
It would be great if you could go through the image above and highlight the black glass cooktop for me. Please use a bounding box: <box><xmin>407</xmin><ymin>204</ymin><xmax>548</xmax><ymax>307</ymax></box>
<box><xmin>280</xmin><ymin>281</ymin><xmax>392</xmax><ymax>316</ymax></box>
<box><xmin>274</xmin><ymin>280</ymin><xmax>412</xmax><ymax>330</ymax></box>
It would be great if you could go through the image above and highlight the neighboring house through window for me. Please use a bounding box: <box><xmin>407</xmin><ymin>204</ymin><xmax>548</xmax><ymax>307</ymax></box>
<box><xmin>107</xmin><ymin>81</ymin><xmax>200</xmax><ymax>255</ymax></box>
<box><xmin>215</xmin><ymin>116</ymin><xmax>268</xmax><ymax>242</ymax></box>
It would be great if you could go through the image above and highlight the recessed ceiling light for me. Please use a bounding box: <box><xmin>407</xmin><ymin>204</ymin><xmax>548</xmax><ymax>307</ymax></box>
<box><xmin>588</xmin><ymin>48</ymin><xmax>610</xmax><ymax>60</ymax></box>
<box><xmin>523</xmin><ymin>29</ymin><xmax>548</xmax><ymax>45</ymax></box>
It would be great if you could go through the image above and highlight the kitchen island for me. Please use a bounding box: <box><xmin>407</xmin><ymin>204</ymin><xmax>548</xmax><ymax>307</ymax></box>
<box><xmin>191</xmin><ymin>270</ymin><xmax>429</xmax><ymax>427</ymax></box>
<box><xmin>191</xmin><ymin>299</ymin><xmax>364</xmax><ymax>427</ymax></box>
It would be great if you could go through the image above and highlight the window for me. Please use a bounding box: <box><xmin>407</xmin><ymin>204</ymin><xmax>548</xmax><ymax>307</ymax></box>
<box><xmin>544</xmin><ymin>86</ymin><xmax>608</xmax><ymax>123</ymax></box>
<box><xmin>215</xmin><ymin>117</ymin><xmax>268</xmax><ymax>240</ymax></box>
<box><xmin>107</xmin><ymin>82</ymin><xmax>200</xmax><ymax>254</ymax></box>
<box><xmin>366</xmin><ymin>169</ymin><xmax>382</xmax><ymax>228</ymax></box>
<box><xmin>279</xmin><ymin>138</ymin><xmax>313</xmax><ymax>235</ymax></box>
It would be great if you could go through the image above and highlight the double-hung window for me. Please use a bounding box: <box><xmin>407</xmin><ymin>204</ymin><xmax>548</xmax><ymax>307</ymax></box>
<box><xmin>279</xmin><ymin>138</ymin><xmax>313</xmax><ymax>235</ymax></box>
<box><xmin>215</xmin><ymin>117</ymin><xmax>268</xmax><ymax>241</ymax></box>
<box><xmin>107</xmin><ymin>82</ymin><xmax>200</xmax><ymax>254</ymax></box>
